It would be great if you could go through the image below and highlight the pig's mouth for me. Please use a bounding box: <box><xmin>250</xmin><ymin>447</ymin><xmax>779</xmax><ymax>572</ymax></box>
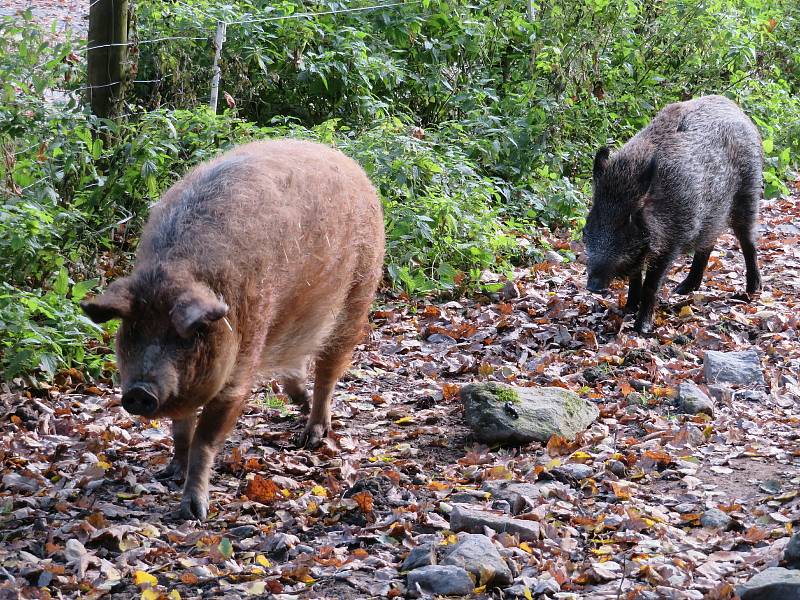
<box><xmin>586</xmin><ymin>278</ymin><xmax>610</xmax><ymax>294</ymax></box>
<box><xmin>586</xmin><ymin>272</ymin><xmax>613</xmax><ymax>294</ymax></box>
<box><xmin>121</xmin><ymin>384</ymin><xmax>160</xmax><ymax>417</ymax></box>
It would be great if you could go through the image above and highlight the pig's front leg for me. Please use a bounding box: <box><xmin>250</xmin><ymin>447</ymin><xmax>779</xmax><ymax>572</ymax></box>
<box><xmin>634</xmin><ymin>252</ymin><xmax>677</xmax><ymax>334</ymax></box>
<box><xmin>157</xmin><ymin>415</ymin><xmax>196</xmax><ymax>481</ymax></box>
<box><xmin>180</xmin><ymin>393</ymin><xmax>246</xmax><ymax>520</ymax></box>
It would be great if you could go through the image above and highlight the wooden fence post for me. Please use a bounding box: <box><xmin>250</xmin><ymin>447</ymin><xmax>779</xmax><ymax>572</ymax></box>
<box><xmin>209</xmin><ymin>21</ymin><xmax>227</xmax><ymax>113</ymax></box>
<box><xmin>87</xmin><ymin>0</ymin><xmax>129</xmax><ymax>119</ymax></box>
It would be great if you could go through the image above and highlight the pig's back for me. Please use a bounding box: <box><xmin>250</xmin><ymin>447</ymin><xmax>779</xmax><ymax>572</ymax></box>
<box><xmin>634</xmin><ymin>96</ymin><xmax>762</xmax><ymax>251</ymax></box>
<box><xmin>139</xmin><ymin>139</ymin><xmax>384</xmax><ymax>288</ymax></box>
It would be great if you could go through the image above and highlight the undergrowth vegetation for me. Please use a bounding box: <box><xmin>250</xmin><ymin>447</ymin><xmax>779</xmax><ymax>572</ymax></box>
<box><xmin>1</xmin><ymin>0</ymin><xmax>799</xmax><ymax>379</ymax></box>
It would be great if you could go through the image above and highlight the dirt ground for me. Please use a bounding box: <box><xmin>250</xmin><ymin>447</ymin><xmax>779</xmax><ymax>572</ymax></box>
<box><xmin>2</xmin><ymin>3</ymin><xmax>800</xmax><ymax>599</ymax></box>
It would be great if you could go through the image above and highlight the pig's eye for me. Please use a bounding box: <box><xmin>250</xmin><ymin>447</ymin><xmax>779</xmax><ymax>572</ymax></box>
<box><xmin>174</xmin><ymin>324</ymin><xmax>206</xmax><ymax>346</ymax></box>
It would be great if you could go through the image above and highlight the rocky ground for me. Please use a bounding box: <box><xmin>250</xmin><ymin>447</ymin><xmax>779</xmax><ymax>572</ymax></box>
<box><xmin>1</xmin><ymin>182</ymin><xmax>799</xmax><ymax>600</ymax></box>
<box><xmin>3</xmin><ymin>5</ymin><xmax>800</xmax><ymax>600</ymax></box>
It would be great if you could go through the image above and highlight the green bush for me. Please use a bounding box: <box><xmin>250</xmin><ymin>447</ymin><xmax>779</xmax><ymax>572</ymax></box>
<box><xmin>2</xmin><ymin>0</ymin><xmax>800</xmax><ymax>380</ymax></box>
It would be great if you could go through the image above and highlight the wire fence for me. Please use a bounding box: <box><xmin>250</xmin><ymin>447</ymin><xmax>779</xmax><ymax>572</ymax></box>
<box><xmin>67</xmin><ymin>0</ymin><xmax>423</xmax><ymax>110</ymax></box>
<box><xmin>5</xmin><ymin>0</ymin><xmax>422</xmax><ymax>195</ymax></box>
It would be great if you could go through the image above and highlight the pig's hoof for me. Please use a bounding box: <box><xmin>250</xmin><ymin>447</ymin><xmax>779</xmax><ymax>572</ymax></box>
<box><xmin>295</xmin><ymin>422</ymin><xmax>328</xmax><ymax>449</ymax></box>
<box><xmin>674</xmin><ymin>280</ymin><xmax>698</xmax><ymax>295</ymax></box>
<box><xmin>180</xmin><ymin>493</ymin><xmax>209</xmax><ymax>521</ymax></box>
<box><xmin>288</xmin><ymin>392</ymin><xmax>311</xmax><ymax>415</ymax></box>
<box><xmin>633</xmin><ymin>319</ymin><xmax>653</xmax><ymax>335</ymax></box>
<box><xmin>624</xmin><ymin>302</ymin><xmax>639</xmax><ymax>314</ymax></box>
<box><xmin>745</xmin><ymin>277</ymin><xmax>762</xmax><ymax>295</ymax></box>
<box><xmin>156</xmin><ymin>459</ymin><xmax>187</xmax><ymax>482</ymax></box>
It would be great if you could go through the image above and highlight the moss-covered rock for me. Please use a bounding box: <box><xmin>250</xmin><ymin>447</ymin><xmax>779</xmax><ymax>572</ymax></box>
<box><xmin>460</xmin><ymin>382</ymin><xmax>599</xmax><ymax>445</ymax></box>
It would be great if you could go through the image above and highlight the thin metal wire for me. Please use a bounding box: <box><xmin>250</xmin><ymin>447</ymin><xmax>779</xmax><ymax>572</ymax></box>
<box><xmin>18</xmin><ymin>174</ymin><xmax>53</xmax><ymax>193</ymax></box>
<box><xmin>80</xmin><ymin>36</ymin><xmax>209</xmax><ymax>53</ymax></box>
<box><xmin>228</xmin><ymin>0</ymin><xmax>421</xmax><ymax>25</ymax></box>
<box><xmin>9</xmin><ymin>141</ymin><xmax>43</xmax><ymax>157</ymax></box>
<box><xmin>70</xmin><ymin>76</ymin><xmax>172</xmax><ymax>92</ymax></box>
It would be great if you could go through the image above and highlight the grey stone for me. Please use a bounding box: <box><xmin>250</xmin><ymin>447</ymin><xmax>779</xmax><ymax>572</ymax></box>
<box><xmin>490</xmin><ymin>499</ymin><xmax>512</xmax><ymax>513</ymax></box>
<box><xmin>500</xmin><ymin>280</ymin><xmax>520</xmax><ymax>300</ymax></box>
<box><xmin>674</xmin><ymin>502</ymin><xmax>699</xmax><ymax>514</ymax></box>
<box><xmin>735</xmin><ymin>389</ymin><xmax>768</xmax><ymax>402</ymax></box>
<box><xmin>545</xmin><ymin>250</ymin><xmax>565</xmax><ymax>264</ymax></box>
<box><xmin>560</xmin><ymin>463</ymin><xmax>594</xmax><ymax>480</ymax></box>
<box><xmin>505</xmin><ymin>583</ymin><xmax>536</xmax><ymax>598</ymax></box>
<box><xmin>407</xmin><ymin>565</ymin><xmax>474</xmax><ymax>598</ymax></box>
<box><xmin>736</xmin><ymin>567</ymin><xmax>800</xmax><ymax>600</ymax></box>
<box><xmin>401</xmin><ymin>544</ymin><xmax>435</xmax><ymax>571</ymax></box>
<box><xmin>480</xmin><ymin>481</ymin><xmax>544</xmax><ymax>515</ymax></box>
<box><xmin>607</xmin><ymin>460</ymin><xmax>627</xmax><ymax>478</ymax></box>
<box><xmin>706</xmin><ymin>385</ymin><xmax>731</xmax><ymax>402</ymax></box>
<box><xmin>704</xmin><ymin>350</ymin><xmax>764</xmax><ymax>386</ymax></box>
<box><xmin>460</xmin><ymin>383</ymin><xmax>599</xmax><ymax>446</ymax></box>
<box><xmin>534</xmin><ymin>577</ymin><xmax>561</xmax><ymax>595</ymax></box>
<box><xmin>228</xmin><ymin>525</ymin><xmax>259</xmax><ymax>538</ymax></box>
<box><xmin>442</xmin><ymin>534</ymin><xmax>512</xmax><ymax>586</ymax></box>
<box><xmin>700</xmin><ymin>508</ymin><xmax>732</xmax><ymax>530</ymax></box>
<box><xmin>784</xmin><ymin>533</ymin><xmax>800</xmax><ymax>568</ymax></box>
<box><xmin>677</xmin><ymin>382</ymin><xmax>714</xmax><ymax>416</ymax></box>
<box><xmin>777</xmin><ymin>223</ymin><xmax>800</xmax><ymax>235</ymax></box>
<box><xmin>449</xmin><ymin>491</ymin><xmax>488</xmax><ymax>505</ymax></box>
<box><xmin>450</xmin><ymin>505</ymin><xmax>540</xmax><ymax>542</ymax></box>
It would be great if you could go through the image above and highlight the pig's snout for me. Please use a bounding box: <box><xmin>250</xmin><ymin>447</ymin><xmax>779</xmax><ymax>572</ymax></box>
<box><xmin>587</xmin><ymin>275</ymin><xmax>610</xmax><ymax>294</ymax></box>
<box><xmin>122</xmin><ymin>384</ymin><xmax>159</xmax><ymax>416</ymax></box>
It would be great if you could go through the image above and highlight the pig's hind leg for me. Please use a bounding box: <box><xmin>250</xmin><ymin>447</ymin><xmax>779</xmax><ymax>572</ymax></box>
<box><xmin>730</xmin><ymin>189</ymin><xmax>762</xmax><ymax>295</ymax></box>
<box><xmin>674</xmin><ymin>248</ymin><xmax>713</xmax><ymax>294</ymax></box>
<box><xmin>297</xmin><ymin>291</ymin><xmax>373</xmax><ymax>449</ymax></box>
<box><xmin>181</xmin><ymin>387</ymin><xmax>249</xmax><ymax>520</ymax></box>
<box><xmin>156</xmin><ymin>415</ymin><xmax>197</xmax><ymax>481</ymax></box>
<box><xmin>281</xmin><ymin>365</ymin><xmax>310</xmax><ymax>413</ymax></box>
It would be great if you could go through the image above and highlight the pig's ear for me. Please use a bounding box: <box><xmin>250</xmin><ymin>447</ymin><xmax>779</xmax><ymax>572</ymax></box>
<box><xmin>171</xmin><ymin>285</ymin><xmax>229</xmax><ymax>338</ymax></box>
<box><xmin>80</xmin><ymin>279</ymin><xmax>133</xmax><ymax>323</ymax></box>
<box><xmin>639</xmin><ymin>154</ymin><xmax>658</xmax><ymax>191</ymax></box>
<box><xmin>593</xmin><ymin>147</ymin><xmax>610</xmax><ymax>180</ymax></box>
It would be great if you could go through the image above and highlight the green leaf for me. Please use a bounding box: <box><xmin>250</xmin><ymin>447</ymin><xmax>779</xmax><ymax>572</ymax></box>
<box><xmin>218</xmin><ymin>537</ymin><xmax>233</xmax><ymax>560</ymax></box>
<box><xmin>53</xmin><ymin>268</ymin><xmax>70</xmax><ymax>296</ymax></box>
<box><xmin>71</xmin><ymin>279</ymin><xmax>99</xmax><ymax>302</ymax></box>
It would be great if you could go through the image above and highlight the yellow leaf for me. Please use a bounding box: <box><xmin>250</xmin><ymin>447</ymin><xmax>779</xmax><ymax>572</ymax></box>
<box><xmin>311</xmin><ymin>485</ymin><xmax>327</xmax><ymax>497</ymax></box>
<box><xmin>394</xmin><ymin>416</ymin><xmax>415</xmax><ymax>425</ymax></box>
<box><xmin>519</xmin><ymin>542</ymin><xmax>533</xmax><ymax>553</ymax></box>
<box><xmin>524</xmin><ymin>587</ymin><xmax>533</xmax><ymax>600</ymax></box>
<box><xmin>611</xmin><ymin>481</ymin><xmax>632</xmax><ymax>500</ymax></box>
<box><xmin>281</xmin><ymin>489</ymin><xmax>292</xmax><ymax>498</ymax></box>
<box><xmin>474</xmin><ymin>585</ymin><xmax>487</xmax><ymax>593</ymax></box>
<box><xmin>133</xmin><ymin>570</ymin><xmax>158</xmax><ymax>587</ymax></box>
<box><xmin>570</xmin><ymin>451</ymin><xmax>592</xmax><ymax>462</ymax></box>
<box><xmin>141</xmin><ymin>590</ymin><xmax>160</xmax><ymax>600</ymax></box>
<box><xmin>169</xmin><ymin>591</ymin><xmax>181</xmax><ymax>600</ymax></box>
<box><xmin>440</xmin><ymin>534</ymin><xmax>458</xmax><ymax>545</ymax></box>
<box><xmin>256</xmin><ymin>554</ymin><xmax>271</xmax><ymax>568</ymax></box>
<box><xmin>307</xmin><ymin>501</ymin><xmax>318</xmax><ymax>514</ymax></box>
<box><xmin>679</xmin><ymin>305</ymin><xmax>694</xmax><ymax>319</ymax></box>
<box><xmin>97</xmin><ymin>460</ymin><xmax>112</xmax><ymax>470</ymax></box>
<box><xmin>651</xmin><ymin>385</ymin><xmax>675</xmax><ymax>398</ymax></box>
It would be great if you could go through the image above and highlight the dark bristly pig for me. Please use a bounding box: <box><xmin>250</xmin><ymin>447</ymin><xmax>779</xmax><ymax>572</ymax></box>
<box><xmin>582</xmin><ymin>95</ymin><xmax>763</xmax><ymax>333</ymax></box>
<box><xmin>81</xmin><ymin>140</ymin><xmax>385</xmax><ymax>519</ymax></box>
